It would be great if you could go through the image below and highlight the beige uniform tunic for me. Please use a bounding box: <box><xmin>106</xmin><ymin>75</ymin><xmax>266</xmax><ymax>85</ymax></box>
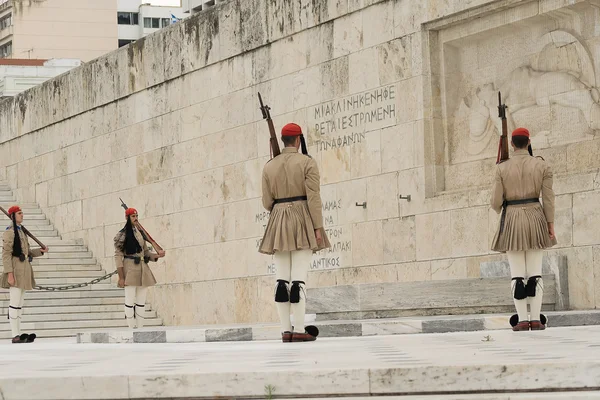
<box><xmin>491</xmin><ymin>149</ymin><xmax>557</xmax><ymax>252</ymax></box>
<box><xmin>1</xmin><ymin>226</ymin><xmax>43</xmax><ymax>290</ymax></box>
<box><xmin>259</xmin><ymin>147</ymin><xmax>331</xmax><ymax>255</ymax></box>
<box><xmin>114</xmin><ymin>227</ymin><xmax>158</xmax><ymax>287</ymax></box>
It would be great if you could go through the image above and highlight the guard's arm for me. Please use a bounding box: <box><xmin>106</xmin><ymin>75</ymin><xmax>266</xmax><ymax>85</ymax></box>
<box><xmin>541</xmin><ymin>164</ymin><xmax>555</xmax><ymax>223</ymax></box>
<box><xmin>490</xmin><ymin>166</ymin><xmax>504</xmax><ymax>214</ymax></box>
<box><xmin>305</xmin><ymin>158</ymin><xmax>324</xmax><ymax>230</ymax></box>
<box><xmin>262</xmin><ymin>169</ymin><xmax>274</xmax><ymax>211</ymax></box>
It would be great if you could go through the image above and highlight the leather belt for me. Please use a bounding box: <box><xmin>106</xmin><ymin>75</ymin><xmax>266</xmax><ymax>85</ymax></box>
<box><xmin>273</xmin><ymin>196</ymin><xmax>307</xmax><ymax>204</ymax></box>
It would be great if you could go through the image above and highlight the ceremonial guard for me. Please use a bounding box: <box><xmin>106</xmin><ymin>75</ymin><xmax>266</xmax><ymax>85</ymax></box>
<box><xmin>259</xmin><ymin>123</ymin><xmax>331</xmax><ymax>342</ymax></box>
<box><xmin>491</xmin><ymin>127</ymin><xmax>556</xmax><ymax>331</ymax></box>
<box><xmin>2</xmin><ymin>206</ymin><xmax>48</xmax><ymax>343</ymax></box>
<box><xmin>114</xmin><ymin>207</ymin><xmax>165</xmax><ymax>329</ymax></box>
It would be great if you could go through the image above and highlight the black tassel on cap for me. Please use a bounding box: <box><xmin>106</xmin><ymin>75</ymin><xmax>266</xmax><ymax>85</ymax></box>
<box><xmin>275</xmin><ymin>280</ymin><xmax>290</xmax><ymax>302</ymax></box>
<box><xmin>512</xmin><ymin>277</ymin><xmax>527</xmax><ymax>300</ymax></box>
<box><xmin>300</xmin><ymin>135</ymin><xmax>308</xmax><ymax>156</ymax></box>
<box><xmin>290</xmin><ymin>281</ymin><xmax>305</xmax><ymax>303</ymax></box>
<box><xmin>528</xmin><ymin>144</ymin><xmax>533</xmax><ymax>156</ymax></box>
<box><xmin>526</xmin><ymin>275</ymin><xmax>541</xmax><ymax>297</ymax></box>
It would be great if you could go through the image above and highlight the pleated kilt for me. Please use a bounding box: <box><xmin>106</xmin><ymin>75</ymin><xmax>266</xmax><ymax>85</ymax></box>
<box><xmin>491</xmin><ymin>202</ymin><xmax>557</xmax><ymax>253</ymax></box>
<box><xmin>259</xmin><ymin>200</ymin><xmax>330</xmax><ymax>255</ymax></box>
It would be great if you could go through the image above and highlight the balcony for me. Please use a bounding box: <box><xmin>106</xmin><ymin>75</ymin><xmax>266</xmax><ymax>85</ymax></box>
<box><xmin>0</xmin><ymin>25</ymin><xmax>12</xmax><ymax>42</ymax></box>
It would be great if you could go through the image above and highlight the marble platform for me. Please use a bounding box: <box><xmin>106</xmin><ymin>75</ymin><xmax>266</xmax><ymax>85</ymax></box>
<box><xmin>306</xmin><ymin>275</ymin><xmax>558</xmax><ymax>320</ymax></box>
<box><xmin>77</xmin><ymin>310</ymin><xmax>600</xmax><ymax>344</ymax></box>
<box><xmin>5</xmin><ymin>326</ymin><xmax>600</xmax><ymax>399</ymax></box>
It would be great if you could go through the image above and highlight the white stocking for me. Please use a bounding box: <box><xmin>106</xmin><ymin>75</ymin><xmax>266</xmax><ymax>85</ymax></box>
<box><xmin>507</xmin><ymin>251</ymin><xmax>528</xmax><ymax>322</ymax></box>
<box><xmin>124</xmin><ymin>286</ymin><xmax>136</xmax><ymax>329</ymax></box>
<box><xmin>290</xmin><ymin>250</ymin><xmax>312</xmax><ymax>334</ymax></box>
<box><xmin>135</xmin><ymin>287</ymin><xmax>148</xmax><ymax>329</ymax></box>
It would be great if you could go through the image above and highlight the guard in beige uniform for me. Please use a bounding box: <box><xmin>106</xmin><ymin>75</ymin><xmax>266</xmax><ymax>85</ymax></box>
<box><xmin>491</xmin><ymin>128</ymin><xmax>556</xmax><ymax>331</ymax></box>
<box><xmin>114</xmin><ymin>207</ymin><xmax>165</xmax><ymax>329</ymax></box>
<box><xmin>2</xmin><ymin>206</ymin><xmax>48</xmax><ymax>343</ymax></box>
<box><xmin>259</xmin><ymin>123</ymin><xmax>331</xmax><ymax>342</ymax></box>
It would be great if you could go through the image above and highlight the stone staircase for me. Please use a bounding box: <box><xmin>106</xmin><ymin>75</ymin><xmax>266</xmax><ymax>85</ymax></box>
<box><xmin>0</xmin><ymin>182</ymin><xmax>162</xmax><ymax>339</ymax></box>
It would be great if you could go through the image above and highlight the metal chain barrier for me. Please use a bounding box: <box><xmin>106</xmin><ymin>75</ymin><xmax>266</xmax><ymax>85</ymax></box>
<box><xmin>34</xmin><ymin>270</ymin><xmax>118</xmax><ymax>291</ymax></box>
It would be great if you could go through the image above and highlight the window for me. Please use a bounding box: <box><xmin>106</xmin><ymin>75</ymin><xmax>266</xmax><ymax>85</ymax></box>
<box><xmin>0</xmin><ymin>13</ymin><xmax>11</xmax><ymax>30</ymax></box>
<box><xmin>0</xmin><ymin>41</ymin><xmax>12</xmax><ymax>58</ymax></box>
<box><xmin>143</xmin><ymin>17</ymin><xmax>170</xmax><ymax>29</ymax></box>
<box><xmin>118</xmin><ymin>39</ymin><xmax>134</xmax><ymax>48</ymax></box>
<box><xmin>117</xmin><ymin>12</ymin><xmax>139</xmax><ymax>25</ymax></box>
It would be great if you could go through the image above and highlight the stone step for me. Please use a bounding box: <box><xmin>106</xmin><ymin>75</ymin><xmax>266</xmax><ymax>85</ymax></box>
<box><xmin>2</xmin><ymin>264</ymin><xmax>102</xmax><ymax>272</ymax></box>
<box><xmin>33</xmin><ymin>258</ymin><xmax>96</xmax><ymax>265</ymax></box>
<box><xmin>77</xmin><ymin>310</ymin><xmax>600</xmax><ymax>344</ymax></box>
<box><xmin>34</xmin><ymin>277</ymin><xmax>106</xmax><ymax>285</ymax></box>
<box><xmin>307</xmin><ymin>275</ymin><xmax>559</xmax><ymax>320</ymax></box>
<box><xmin>0</xmin><ymin>296</ymin><xmax>125</xmax><ymax>308</ymax></box>
<box><xmin>0</xmin><ymin>318</ymin><xmax>163</xmax><ymax>338</ymax></box>
<box><xmin>0</xmin><ymin>288</ymin><xmax>123</xmax><ymax>300</ymax></box>
<box><xmin>21</xmin><ymin>229</ymin><xmax>58</xmax><ymax>237</ymax></box>
<box><xmin>16</xmin><ymin>310</ymin><xmax>157</xmax><ymax>322</ymax></box>
<box><xmin>19</xmin><ymin>224</ymin><xmax>55</xmax><ymax>231</ymax></box>
<box><xmin>29</xmin><ymin>245</ymin><xmax>88</xmax><ymax>252</ymax></box>
<box><xmin>30</xmin><ymin>270</ymin><xmax>107</xmax><ymax>279</ymax></box>
<box><xmin>21</xmin><ymin>214</ymin><xmax>46</xmax><ymax>220</ymax></box>
<box><xmin>29</xmin><ymin>238</ymin><xmax>83</xmax><ymax>246</ymax></box>
<box><xmin>0</xmin><ymin>206</ymin><xmax>41</xmax><ymax>213</ymax></box>
<box><xmin>9</xmin><ymin>219</ymin><xmax>50</xmax><ymax>226</ymax></box>
<box><xmin>3</xmin><ymin>304</ymin><xmax>138</xmax><ymax>315</ymax></box>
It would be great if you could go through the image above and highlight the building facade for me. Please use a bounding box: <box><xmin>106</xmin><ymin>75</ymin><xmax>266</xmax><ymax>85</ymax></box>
<box><xmin>0</xmin><ymin>0</ymin><xmax>117</xmax><ymax>62</ymax></box>
<box><xmin>118</xmin><ymin>0</ymin><xmax>185</xmax><ymax>48</ymax></box>
<box><xmin>0</xmin><ymin>58</ymin><xmax>80</xmax><ymax>98</ymax></box>
<box><xmin>181</xmin><ymin>0</ymin><xmax>217</xmax><ymax>15</ymax></box>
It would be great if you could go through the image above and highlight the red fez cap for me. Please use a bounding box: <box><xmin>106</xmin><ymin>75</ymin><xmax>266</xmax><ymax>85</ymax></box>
<box><xmin>8</xmin><ymin>206</ymin><xmax>21</xmax><ymax>215</ymax></box>
<box><xmin>512</xmin><ymin>127</ymin><xmax>530</xmax><ymax>138</ymax></box>
<box><xmin>281</xmin><ymin>123</ymin><xmax>302</xmax><ymax>137</ymax></box>
<box><xmin>125</xmin><ymin>208</ymin><xmax>138</xmax><ymax>217</ymax></box>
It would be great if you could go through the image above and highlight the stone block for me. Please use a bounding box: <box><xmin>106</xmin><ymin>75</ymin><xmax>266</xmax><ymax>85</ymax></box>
<box><xmin>362</xmin><ymin>1</ymin><xmax>394</xmax><ymax>48</ymax></box>
<box><xmin>393</xmin><ymin>0</ymin><xmax>426</xmax><ymax>38</ymax></box>
<box><xmin>547</xmin><ymin>247</ymin><xmax>594</xmax><ymax>309</ymax></box>
<box><xmin>306</xmin><ymin>285</ymin><xmax>360</xmax><ymax>314</ymax></box>
<box><xmin>205</xmin><ymin>328</ymin><xmax>252</xmax><ymax>342</ymax></box>
<box><xmin>397</xmin><ymin>261</ymin><xmax>431</xmax><ymax>282</ymax></box>
<box><xmin>349</xmin><ymin>47</ymin><xmax>380</xmax><ymax>94</ymax></box>
<box><xmin>594</xmin><ymin>246</ymin><xmax>600</xmax><ymax>309</ymax></box>
<box><xmin>362</xmin><ymin>319</ymin><xmax>422</xmax><ymax>335</ymax></box>
<box><xmin>431</xmin><ymin>258</ymin><xmax>468</xmax><ymax>280</ymax></box>
<box><xmin>367</xmin><ymin>172</ymin><xmax>399</xmax><ymax>220</ymax></box>
<box><xmin>451</xmin><ymin>207</ymin><xmax>489</xmax><ymax>257</ymax></box>
<box><xmin>573</xmin><ymin>190</ymin><xmax>600</xmax><ymax>246</ymax></box>
<box><xmin>133</xmin><ymin>331</ymin><xmax>167</xmax><ymax>343</ymax></box>
<box><xmin>352</xmin><ymin>220</ymin><xmax>384</xmax><ymax>267</ymax></box>
<box><xmin>422</xmin><ymin>318</ymin><xmax>485</xmax><ymax>334</ymax></box>
<box><xmin>90</xmin><ymin>333</ymin><xmax>108</xmax><ymax>343</ymax></box>
<box><xmin>307</xmin><ymin>22</ymin><xmax>335</xmax><ymax>67</ymax></box>
<box><xmin>336</xmin><ymin>265</ymin><xmax>399</xmax><ymax>286</ymax></box>
<box><xmin>416</xmin><ymin>211</ymin><xmax>452</xmax><ymax>260</ymax></box>
<box><xmin>378</xmin><ymin>36</ymin><xmax>413</xmax><ymax>85</ymax></box>
<box><xmin>318</xmin><ymin>322</ymin><xmax>362</xmax><ymax>337</ymax></box>
<box><xmin>333</xmin><ymin>11</ymin><xmax>363</xmax><ymax>58</ymax></box>
<box><xmin>395</xmin><ymin>76</ymin><xmax>423</xmax><ymax>124</ymax></box>
<box><xmin>383</xmin><ymin>217</ymin><xmax>416</xmax><ymax>264</ymax></box>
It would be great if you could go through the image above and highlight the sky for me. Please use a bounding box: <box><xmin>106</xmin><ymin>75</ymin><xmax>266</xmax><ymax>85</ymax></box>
<box><xmin>148</xmin><ymin>0</ymin><xmax>181</xmax><ymax>6</ymax></box>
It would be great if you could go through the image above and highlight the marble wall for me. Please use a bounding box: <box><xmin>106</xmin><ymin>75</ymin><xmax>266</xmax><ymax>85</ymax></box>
<box><xmin>0</xmin><ymin>0</ymin><xmax>599</xmax><ymax>325</ymax></box>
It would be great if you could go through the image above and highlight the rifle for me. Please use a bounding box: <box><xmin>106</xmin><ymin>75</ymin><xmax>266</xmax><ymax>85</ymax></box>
<box><xmin>0</xmin><ymin>206</ymin><xmax>46</xmax><ymax>249</ymax></box>
<box><xmin>119</xmin><ymin>198</ymin><xmax>164</xmax><ymax>253</ymax></box>
<box><xmin>496</xmin><ymin>91</ymin><xmax>509</xmax><ymax>164</ymax></box>
<box><xmin>258</xmin><ymin>92</ymin><xmax>280</xmax><ymax>158</ymax></box>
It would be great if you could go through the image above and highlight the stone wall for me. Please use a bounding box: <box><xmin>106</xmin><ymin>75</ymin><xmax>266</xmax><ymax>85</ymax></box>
<box><xmin>0</xmin><ymin>0</ymin><xmax>599</xmax><ymax>326</ymax></box>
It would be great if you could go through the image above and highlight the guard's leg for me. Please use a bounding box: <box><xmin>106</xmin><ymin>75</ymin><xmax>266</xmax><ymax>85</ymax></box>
<box><xmin>507</xmin><ymin>251</ymin><xmax>529</xmax><ymax>331</ymax></box>
<box><xmin>274</xmin><ymin>251</ymin><xmax>292</xmax><ymax>341</ymax></box>
<box><xmin>8</xmin><ymin>287</ymin><xmax>23</xmax><ymax>340</ymax></box>
<box><xmin>134</xmin><ymin>286</ymin><xmax>148</xmax><ymax>329</ymax></box>
<box><xmin>124</xmin><ymin>286</ymin><xmax>136</xmax><ymax>329</ymax></box>
<box><xmin>290</xmin><ymin>250</ymin><xmax>314</xmax><ymax>342</ymax></box>
<box><xmin>525</xmin><ymin>250</ymin><xmax>545</xmax><ymax>330</ymax></box>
